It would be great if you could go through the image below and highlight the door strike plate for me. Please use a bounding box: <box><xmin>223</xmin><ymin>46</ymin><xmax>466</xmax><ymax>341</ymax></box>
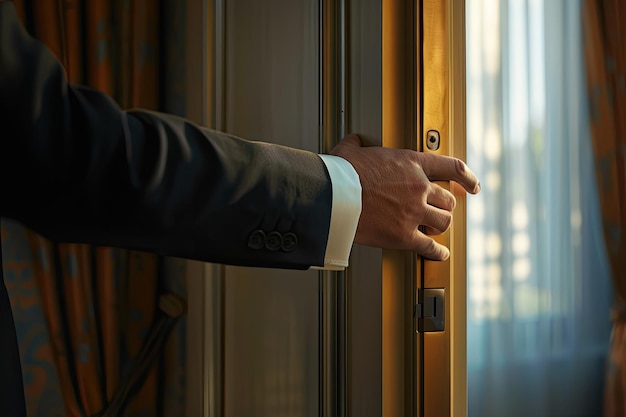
<box><xmin>416</xmin><ymin>288</ymin><xmax>445</xmax><ymax>333</ymax></box>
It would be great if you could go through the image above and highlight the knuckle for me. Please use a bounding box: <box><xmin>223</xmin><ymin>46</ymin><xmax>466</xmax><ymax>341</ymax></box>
<box><xmin>448</xmin><ymin>192</ymin><xmax>456</xmax><ymax>210</ymax></box>
<box><xmin>441</xmin><ymin>189</ymin><xmax>456</xmax><ymax>210</ymax></box>
<box><xmin>455</xmin><ymin>158</ymin><xmax>467</xmax><ymax>177</ymax></box>
<box><xmin>429</xmin><ymin>210</ymin><xmax>451</xmax><ymax>232</ymax></box>
<box><xmin>401</xmin><ymin>230</ymin><xmax>416</xmax><ymax>247</ymax></box>
<box><xmin>398</xmin><ymin>218</ymin><xmax>417</xmax><ymax>243</ymax></box>
<box><xmin>421</xmin><ymin>238</ymin><xmax>437</xmax><ymax>256</ymax></box>
<box><xmin>442</xmin><ymin>212</ymin><xmax>453</xmax><ymax>231</ymax></box>
<box><xmin>411</xmin><ymin>179</ymin><xmax>430</xmax><ymax>195</ymax></box>
<box><xmin>449</xmin><ymin>195</ymin><xmax>457</xmax><ymax>210</ymax></box>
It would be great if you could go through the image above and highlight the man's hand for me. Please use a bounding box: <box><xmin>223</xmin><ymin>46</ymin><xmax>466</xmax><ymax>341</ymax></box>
<box><xmin>331</xmin><ymin>134</ymin><xmax>480</xmax><ymax>261</ymax></box>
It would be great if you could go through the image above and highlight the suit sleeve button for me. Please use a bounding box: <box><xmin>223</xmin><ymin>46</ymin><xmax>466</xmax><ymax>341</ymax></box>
<box><xmin>265</xmin><ymin>231</ymin><xmax>282</xmax><ymax>251</ymax></box>
<box><xmin>248</xmin><ymin>230</ymin><xmax>266</xmax><ymax>250</ymax></box>
<box><xmin>281</xmin><ymin>233</ymin><xmax>298</xmax><ymax>252</ymax></box>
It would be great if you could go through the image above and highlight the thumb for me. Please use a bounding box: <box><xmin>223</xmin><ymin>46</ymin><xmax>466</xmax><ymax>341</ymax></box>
<box><xmin>336</xmin><ymin>133</ymin><xmax>362</xmax><ymax>149</ymax></box>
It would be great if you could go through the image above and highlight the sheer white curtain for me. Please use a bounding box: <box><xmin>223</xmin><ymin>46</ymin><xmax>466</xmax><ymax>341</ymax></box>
<box><xmin>466</xmin><ymin>1</ymin><xmax>613</xmax><ymax>416</ymax></box>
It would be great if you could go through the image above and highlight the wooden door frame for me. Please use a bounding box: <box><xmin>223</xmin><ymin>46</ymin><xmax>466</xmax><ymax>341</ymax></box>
<box><xmin>182</xmin><ymin>0</ymin><xmax>468</xmax><ymax>416</ymax></box>
<box><xmin>421</xmin><ymin>1</ymin><xmax>467</xmax><ymax>415</ymax></box>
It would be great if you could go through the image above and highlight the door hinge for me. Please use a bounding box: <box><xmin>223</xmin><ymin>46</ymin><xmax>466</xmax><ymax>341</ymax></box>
<box><xmin>415</xmin><ymin>288</ymin><xmax>445</xmax><ymax>333</ymax></box>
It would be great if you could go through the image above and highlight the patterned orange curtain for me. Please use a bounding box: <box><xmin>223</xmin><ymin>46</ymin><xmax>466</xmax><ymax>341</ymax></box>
<box><xmin>1</xmin><ymin>1</ymin><xmax>185</xmax><ymax>415</ymax></box>
<box><xmin>582</xmin><ymin>0</ymin><xmax>626</xmax><ymax>415</ymax></box>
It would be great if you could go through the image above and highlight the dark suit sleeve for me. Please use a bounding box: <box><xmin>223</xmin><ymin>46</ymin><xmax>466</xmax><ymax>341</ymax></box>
<box><xmin>0</xmin><ymin>3</ymin><xmax>333</xmax><ymax>269</ymax></box>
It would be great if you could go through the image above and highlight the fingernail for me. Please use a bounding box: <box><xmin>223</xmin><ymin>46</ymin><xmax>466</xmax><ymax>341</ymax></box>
<box><xmin>474</xmin><ymin>181</ymin><xmax>481</xmax><ymax>194</ymax></box>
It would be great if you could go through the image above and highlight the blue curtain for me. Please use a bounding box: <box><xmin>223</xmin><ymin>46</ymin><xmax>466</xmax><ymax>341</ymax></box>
<box><xmin>466</xmin><ymin>0</ymin><xmax>613</xmax><ymax>416</ymax></box>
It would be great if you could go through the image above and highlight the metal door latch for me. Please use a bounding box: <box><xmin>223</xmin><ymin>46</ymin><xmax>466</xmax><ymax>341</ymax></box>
<box><xmin>415</xmin><ymin>288</ymin><xmax>445</xmax><ymax>333</ymax></box>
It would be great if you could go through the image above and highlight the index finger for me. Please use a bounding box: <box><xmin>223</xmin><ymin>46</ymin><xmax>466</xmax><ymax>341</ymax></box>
<box><xmin>416</xmin><ymin>153</ymin><xmax>481</xmax><ymax>194</ymax></box>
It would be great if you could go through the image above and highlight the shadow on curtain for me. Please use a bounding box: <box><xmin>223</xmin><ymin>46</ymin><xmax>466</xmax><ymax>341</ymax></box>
<box><xmin>1</xmin><ymin>1</ymin><xmax>188</xmax><ymax>415</ymax></box>
<box><xmin>582</xmin><ymin>0</ymin><xmax>626</xmax><ymax>415</ymax></box>
<box><xmin>466</xmin><ymin>0</ymin><xmax>613</xmax><ymax>416</ymax></box>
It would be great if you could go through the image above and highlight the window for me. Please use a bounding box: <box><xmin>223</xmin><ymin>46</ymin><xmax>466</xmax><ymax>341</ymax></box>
<box><xmin>466</xmin><ymin>0</ymin><xmax>613</xmax><ymax>415</ymax></box>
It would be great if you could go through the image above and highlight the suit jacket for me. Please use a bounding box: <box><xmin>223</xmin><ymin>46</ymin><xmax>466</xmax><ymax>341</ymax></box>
<box><xmin>0</xmin><ymin>3</ymin><xmax>333</xmax><ymax>414</ymax></box>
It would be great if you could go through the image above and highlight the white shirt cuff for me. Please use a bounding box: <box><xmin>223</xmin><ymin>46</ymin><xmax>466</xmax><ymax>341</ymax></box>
<box><xmin>314</xmin><ymin>154</ymin><xmax>362</xmax><ymax>270</ymax></box>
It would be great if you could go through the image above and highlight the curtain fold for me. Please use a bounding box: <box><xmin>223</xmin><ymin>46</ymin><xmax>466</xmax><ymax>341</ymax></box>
<box><xmin>1</xmin><ymin>1</ymin><xmax>187</xmax><ymax>415</ymax></box>
<box><xmin>582</xmin><ymin>1</ymin><xmax>626</xmax><ymax>416</ymax></box>
<box><xmin>467</xmin><ymin>0</ymin><xmax>613</xmax><ymax>416</ymax></box>
<box><xmin>583</xmin><ymin>0</ymin><xmax>626</xmax><ymax>300</ymax></box>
